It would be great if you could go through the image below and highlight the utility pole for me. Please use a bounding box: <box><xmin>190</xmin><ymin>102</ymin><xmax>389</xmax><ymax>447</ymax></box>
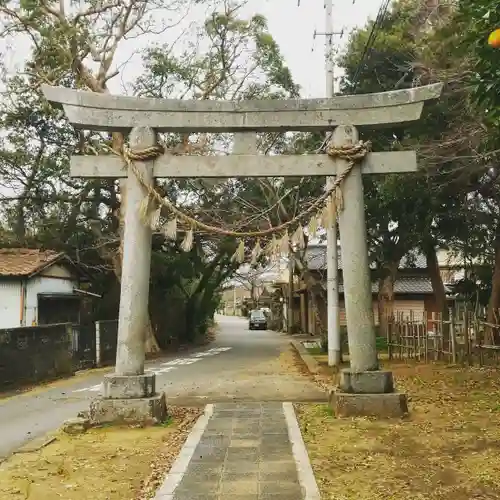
<box><xmin>288</xmin><ymin>255</ymin><xmax>294</xmax><ymax>333</ymax></box>
<box><xmin>314</xmin><ymin>1</ymin><xmax>343</xmax><ymax>366</ymax></box>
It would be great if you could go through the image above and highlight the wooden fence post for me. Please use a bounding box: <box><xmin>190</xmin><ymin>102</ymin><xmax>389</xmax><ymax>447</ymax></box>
<box><xmin>450</xmin><ymin>307</ymin><xmax>457</xmax><ymax>364</ymax></box>
<box><xmin>387</xmin><ymin>316</ymin><xmax>393</xmax><ymax>361</ymax></box>
<box><xmin>95</xmin><ymin>321</ymin><xmax>101</xmax><ymax>367</ymax></box>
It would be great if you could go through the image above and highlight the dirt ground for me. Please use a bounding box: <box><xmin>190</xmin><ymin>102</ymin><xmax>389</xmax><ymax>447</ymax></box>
<box><xmin>0</xmin><ymin>406</ymin><xmax>202</xmax><ymax>500</ymax></box>
<box><xmin>295</xmin><ymin>357</ymin><xmax>500</xmax><ymax>500</ymax></box>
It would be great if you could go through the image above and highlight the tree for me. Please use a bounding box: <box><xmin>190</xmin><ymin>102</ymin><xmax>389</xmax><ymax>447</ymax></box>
<box><xmin>457</xmin><ymin>0</ymin><xmax>500</xmax><ymax>126</ymax></box>
<box><xmin>0</xmin><ymin>0</ymin><xmax>205</xmax><ymax>351</ymax></box>
<box><xmin>336</xmin><ymin>0</ymin><xmax>485</xmax><ymax>336</ymax></box>
<box><xmin>337</xmin><ymin>0</ymin><xmax>500</xmax><ymax>344</ymax></box>
<box><xmin>135</xmin><ymin>4</ymin><xmax>332</xmax><ymax>333</ymax></box>
<box><xmin>1</xmin><ymin>2</ymin><xmax>328</xmax><ymax>347</ymax></box>
<box><xmin>456</xmin><ymin>0</ymin><xmax>500</xmax><ymax>332</ymax></box>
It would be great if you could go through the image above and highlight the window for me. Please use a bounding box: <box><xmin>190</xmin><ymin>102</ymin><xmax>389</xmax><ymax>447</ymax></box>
<box><xmin>250</xmin><ymin>310</ymin><xmax>265</xmax><ymax>320</ymax></box>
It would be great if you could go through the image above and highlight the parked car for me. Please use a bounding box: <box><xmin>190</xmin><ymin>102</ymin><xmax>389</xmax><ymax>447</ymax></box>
<box><xmin>260</xmin><ymin>307</ymin><xmax>271</xmax><ymax>317</ymax></box>
<box><xmin>249</xmin><ymin>309</ymin><xmax>267</xmax><ymax>330</ymax></box>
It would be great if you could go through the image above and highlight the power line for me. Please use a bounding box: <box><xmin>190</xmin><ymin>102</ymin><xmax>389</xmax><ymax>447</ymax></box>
<box><xmin>351</xmin><ymin>0</ymin><xmax>391</xmax><ymax>89</ymax></box>
<box><xmin>351</xmin><ymin>0</ymin><xmax>390</xmax><ymax>88</ymax></box>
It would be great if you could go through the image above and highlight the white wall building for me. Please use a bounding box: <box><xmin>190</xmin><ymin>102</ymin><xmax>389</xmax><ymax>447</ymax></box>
<box><xmin>0</xmin><ymin>248</ymin><xmax>86</xmax><ymax>329</ymax></box>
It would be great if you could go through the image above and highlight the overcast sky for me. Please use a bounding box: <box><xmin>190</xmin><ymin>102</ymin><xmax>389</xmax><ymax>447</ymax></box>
<box><xmin>242</xmin><ymin>0</ymin><xmax>383</xmax><ymax>97</ymax></box>
<box><xmin>3</xmin><ymin>0</ymin><xmax>383</xmax><ymax>99</ymax></box>
<box><xmin>109</xmin><ymin>0</ymin><xmax>385</xmax><ymax>98</ymax></box>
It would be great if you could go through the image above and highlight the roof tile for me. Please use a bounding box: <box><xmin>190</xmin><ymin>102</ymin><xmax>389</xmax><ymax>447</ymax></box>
<box><xmin>320</xmin><ymin>276</ymin><xmax>437</xmax><ymax>295</ymax></box>
<box><xmin>0</xmin><ymin>248</ymin><xmax>63</xmax><ymax>277</ymax></box>
<box><xmin>305</xmin><ymin>245</ymin><xmax>427</xmax><ymax>271</ymax></box>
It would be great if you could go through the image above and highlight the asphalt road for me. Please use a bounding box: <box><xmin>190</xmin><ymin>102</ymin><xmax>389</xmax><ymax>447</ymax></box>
<box><xmin>0</xmin><ymin>315</ymin><xmax>324</xmax><ymax>459</ymax></box>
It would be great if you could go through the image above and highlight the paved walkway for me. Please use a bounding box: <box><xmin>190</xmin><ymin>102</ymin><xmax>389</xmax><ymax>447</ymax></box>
<box><xmin>155</xmin><ymin>402</ymin><xmax>318</xmax><ymax>499</ymax></box>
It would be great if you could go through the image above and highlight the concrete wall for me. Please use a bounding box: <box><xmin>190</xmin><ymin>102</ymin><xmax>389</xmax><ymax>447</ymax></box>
<box><xmin>0</xmin><ymin>323</ymin><xmax>74</xmax><ymax>388</ymax></box>
<box><xmin>0</xmin><ymin>280</ymin><xmax>21</xmax><ymax>329</ymax></box>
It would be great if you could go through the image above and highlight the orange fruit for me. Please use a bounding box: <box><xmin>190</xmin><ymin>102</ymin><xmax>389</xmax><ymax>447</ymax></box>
<box><xmin>488</xmin><ymin>28</ymin><xmax>500</xmax><ymax>48</ymax></box>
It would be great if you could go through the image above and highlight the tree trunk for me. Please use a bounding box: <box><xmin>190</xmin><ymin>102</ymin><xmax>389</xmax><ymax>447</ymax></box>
<box><xmin>377</xmin><ymin>261</ymin><xmax>398</xmax><ymax>340</ymax></box>
<box><xmin>14</xmin><ymin>147</ymin><xmax>43</xmax><ymax>243</ymax></box>
<box><xmin>487</xmin><ymin>236</ymin><xmax>500</xmax><ymax>344</ymax></box>
<box><xmin>423</xmin><ymin>242</ymin><xmax>447</xmax><ymax>315</ymax></box>
<box><xmin>185</xmin><ymin>297</ymin><xmax>198</xmax><ymax>343</ymax></box>
<box><xmin>144</xmin><ymin>316</ymin><xmax>160</xmax><ymax>353</ymax></box>
<box><xmin>293</xmin><ymin>251</ymin><xmax>327</xmax><ymax>336</ymax></box>
<box><xmin>14</xmin><ymin>201</ymin><xmax>26</xmax><ymax>244</ymax></box>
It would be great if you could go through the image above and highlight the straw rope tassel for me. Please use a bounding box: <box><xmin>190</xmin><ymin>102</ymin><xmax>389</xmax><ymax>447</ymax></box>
<box><xmin>251</xmin><ymin>239</ymin><xmax>262</xmax><ymax>265</ymax></box>
<box><xmin>231</xmin><ymin>240</ymin><xmax>245</xmax><ymax>263</ymax></box>
<box><xmin>180</xmin><ymin>228</ymin><xmax>194</xmax><ymax>252</ymax></box>
<box><xmin>149</xmin><ymin>205</ymin><xmax>162</xmax><ymax>230</ymax></box>
<box><xmin>163</xmin><ymin>218</ymin><xmax>177</xmax><ymax>240</ymax></box>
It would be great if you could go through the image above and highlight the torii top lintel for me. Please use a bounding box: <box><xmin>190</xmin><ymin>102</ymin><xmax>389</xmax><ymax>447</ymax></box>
<box><xmin>41</xmin><ymin>83</ymin><xmax>443</xmax><ymax>133</ymax></box>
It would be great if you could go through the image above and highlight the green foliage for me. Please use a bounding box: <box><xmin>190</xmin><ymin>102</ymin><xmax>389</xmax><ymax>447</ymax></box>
<box><xmin>0</xmin><ymin>2</ymin><xmax>306</xmax><ymax>349</ymax></box>
<box><xmin>134</xmin><ymin>4</ymin><xmax>316</xmax><ymax>258</ymax></box>
<box><xmin>457</xmin><ymin>0</ymin><xmax>500</xmax><ymax>122</ymax></box>
<box><xmin>338</xmin><ymin>0</ymin><xmax>500</xmax><ymax>313</ymax></box>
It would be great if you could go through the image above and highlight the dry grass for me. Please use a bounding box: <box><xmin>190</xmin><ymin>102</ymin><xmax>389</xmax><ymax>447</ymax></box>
<box><xmin>296</xmin><ymin>359</ymin><xmax>500</xmax><ymax>500</ymax></box>
<box><xmin>0</xmin><ymin>406</ymin><xmax>202</xmax><ymax>500</ymax></box>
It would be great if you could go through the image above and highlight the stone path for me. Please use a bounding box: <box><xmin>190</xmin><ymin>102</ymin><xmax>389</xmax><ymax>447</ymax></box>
<box><xmin>156</xmin><ymin>402</ymin><xmax>312</xmax><ymax>499</ymax></box>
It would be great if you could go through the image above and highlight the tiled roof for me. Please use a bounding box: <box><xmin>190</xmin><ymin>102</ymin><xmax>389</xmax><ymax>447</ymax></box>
<box><xmin>305</xmin><ymin>245</ymin><xmax>427</xmax><ymax>271</ymax></box>
<box><xmin>0</xmin><ymin>248</ymin><xmax>64</xmax><ymax>277</ymax></box>
<box><xmin>321</xmin><ymin>276</ymin><xmax>435</xmax><ymax>295</ymax></box>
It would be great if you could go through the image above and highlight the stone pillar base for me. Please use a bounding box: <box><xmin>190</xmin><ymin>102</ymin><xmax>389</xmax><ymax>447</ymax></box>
<box><xmin>329</xmin><ymin>369</ymin><xmax>409</xmax><ymax>418</ymax></box>
<box><xmin>88</xmin><ymin>373</ymin><xmax>167</xmax><ymax>425</ymax></box>
<box><xmin>329</xmin><ymin>389</ymin><xmax>408</xmax><ymax>418</ymax></box>
<box><xmin>339</xmin><ymin>369</ymin><xmax>394</xmax><ymax>394</ymax></box>
<box><xmin>102</xmin><ymin>373</ymin><xmax>155</xmax><ymax>399</ymax></box>
<box><xmin>89</xmin><ymin>392</ymin><xmax>167</xmax><ymax>425</ymax></box>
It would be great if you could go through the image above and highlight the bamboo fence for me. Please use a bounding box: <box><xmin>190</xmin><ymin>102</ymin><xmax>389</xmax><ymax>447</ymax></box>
<box><xmin>386</xmin><ymin>307</ymin><xmax>500</xmax><ymax>366</ymax></box>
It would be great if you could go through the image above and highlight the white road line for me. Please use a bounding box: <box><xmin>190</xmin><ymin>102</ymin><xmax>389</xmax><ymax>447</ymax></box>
<box><xmin>192</xmin><ymin>347</ymin><xmax>232</xmax><ymax>357</ymax></box>
<box><xmin>162</xmin><ymin>358</ymin><xmax>200</xmax><ymax>366</ymax></box>
<box><xmin>154</xmin><ymin>366</ymin><xmax>176</xmax><ymax>374</ymax></box>
<box><xmin>72</xmin><ymin>347</ymin><xmax>232</xmax><ymax>393</ymax></box>
<box><xmin>73</xmin><ymin>383</ymin><xmax>101</xmax><ymax>393</ymax></box>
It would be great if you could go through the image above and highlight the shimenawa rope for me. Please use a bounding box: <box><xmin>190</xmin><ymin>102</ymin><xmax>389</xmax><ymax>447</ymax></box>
<box><xmin>113</xmin><ymin>140</ymin><xmax>371</xmax><ymax>261</ymax></box>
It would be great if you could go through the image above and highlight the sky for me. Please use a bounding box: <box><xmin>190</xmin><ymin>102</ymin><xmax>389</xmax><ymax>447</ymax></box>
<box><xmin>0</xmin><ymin>0</ymin><xmax>384</xmax><ymax>228</ymax></box>
<box><xmin>0</xmin><ymin>0</ymin><xmax>385</xmax><ymax>269</ymax></box>
<box><xmin>2</xmin><ymin>0</ymin><xmax>385</xmax><ymax>99</ymax></box>
<box><xmin>242</xmin><ymin>0</ymin><xmax>384</xmax><ymax>97</ymax></box>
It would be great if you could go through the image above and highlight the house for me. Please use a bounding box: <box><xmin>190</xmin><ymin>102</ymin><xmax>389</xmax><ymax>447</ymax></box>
<box><xmin>293</xmin><ymin>244</ymin><xmax>454</xmax><ymax>335</ymax></box>
<box><xmin>221</xmin><ymin>261</ymin><xmax>285</xmax><ymax>316</ymax></box>
<box><xmin>220</xmin><ymin>283</ymin><xmax>275</xmax><ymax>317</ymax></box>
<box><xmin>0</xmin><ymin>248</ymin><xmax>90</xmax><ymax>329</ymax></box>
<box><xmin>220</xmin><ymin>285</ymin><xmax>251</xmax><ymax>316</ymax></box>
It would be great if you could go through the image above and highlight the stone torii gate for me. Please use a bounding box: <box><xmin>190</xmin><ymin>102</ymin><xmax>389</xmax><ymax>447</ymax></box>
<box><xmin>43</xmin><ymin>83</ymin><xmax>442</xmax><ymax>421</ymax></box>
